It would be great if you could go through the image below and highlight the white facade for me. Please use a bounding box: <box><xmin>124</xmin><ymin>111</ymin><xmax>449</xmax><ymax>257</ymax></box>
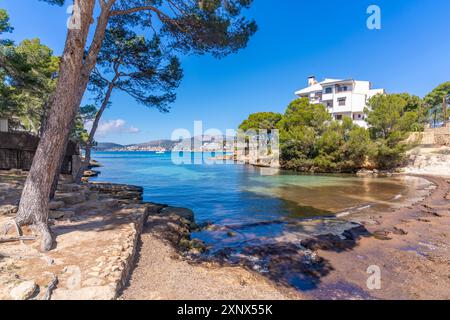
<box><xmin>295</xmin><ymin>76</ymin><xmax>385</xmax><ymax>128</ymax></box>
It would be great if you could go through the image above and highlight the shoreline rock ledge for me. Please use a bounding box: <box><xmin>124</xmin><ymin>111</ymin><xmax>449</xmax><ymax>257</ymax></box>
<box><xmin>0</xmin><ymin>170</ymin><xmax>198</xmax><ymax>300</ymax></box>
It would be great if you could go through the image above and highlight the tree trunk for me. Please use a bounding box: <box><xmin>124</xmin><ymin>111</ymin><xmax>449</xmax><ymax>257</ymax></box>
<box><xmin>9</xmin><ymin>0</ymin><xmax>111</xmax><ymax>251</ymax></box>
<box><xmin>49</xmin><ymin>117</ymin><xmax>77</xmax><ymax>200</ymax></box>
<box><xmin>443</xmin><ymin>96</ymin><xmax>448</xmax><ymax>124</ymax></box>
<box><xmin>75</xmin><ymin>82</ymin><xmax>115</xmax><ymax>183</ymax></box>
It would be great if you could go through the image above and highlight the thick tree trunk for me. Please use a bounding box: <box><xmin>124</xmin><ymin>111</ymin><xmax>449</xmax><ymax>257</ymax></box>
<box><xmin>75</xmin><ymin>81</ymin><xmax>116</xmax><ymax>183</ymax></box>
<box><xmin>49</xmin><ymin>117</ymin><xmax>76</xmax><ymax>199</ymax></box>
<box><xmin>8</xmin><ymin>1</ymin><xmax>114</xmax><ymax>251</ymax></box>
<box><xmin>443</xmin><ymin>96</ymin><xmax>448</xmax><ymax>124</ymax></box>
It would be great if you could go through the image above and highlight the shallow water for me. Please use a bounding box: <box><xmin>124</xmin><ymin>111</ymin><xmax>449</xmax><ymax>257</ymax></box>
<box><xmin>91</xmin><ymin>151</ymin><xmax>430</xmax><ymax>292</ymax></box>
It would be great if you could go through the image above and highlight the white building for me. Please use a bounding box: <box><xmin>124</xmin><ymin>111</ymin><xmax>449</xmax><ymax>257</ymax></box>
<box><xmin>295</xmin><ymin>76</ymin><xmax>385</xmax><ymax>128</ymax></box>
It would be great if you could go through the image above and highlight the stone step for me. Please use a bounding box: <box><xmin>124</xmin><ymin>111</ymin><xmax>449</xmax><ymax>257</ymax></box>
<box><xmin>55</xmin><ymin>191</ymin><xmax>87</xmax><ymax>205</ymax></box>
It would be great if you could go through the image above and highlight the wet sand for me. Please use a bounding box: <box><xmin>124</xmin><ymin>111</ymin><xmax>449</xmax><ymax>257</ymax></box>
<box><xmin>309</xmin><ymin>175</ymin><xmax>450</xmax><ymax>300</ymax></box>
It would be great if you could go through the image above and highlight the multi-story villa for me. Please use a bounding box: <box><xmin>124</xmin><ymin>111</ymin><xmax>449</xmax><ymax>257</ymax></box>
<box><xmin>295</xmin><ymin>76</ymin><xmax>385</xmax><ymax>128</ymax></box>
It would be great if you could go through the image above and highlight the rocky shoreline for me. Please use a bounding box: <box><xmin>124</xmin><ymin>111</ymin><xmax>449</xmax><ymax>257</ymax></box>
<box><xmin>0</xmin><ymin>170</ymin><xmax>209</xmax><ymax>300</ymax></box>
<box><xmin>0</xmin><ymin>169</ymin><xmax>297</xmax><ymax>300</ymax></box>
<box><xmin>1</xmin><ymin>168</ymin><xmax>449</xmax><ymax>300</ymax></box>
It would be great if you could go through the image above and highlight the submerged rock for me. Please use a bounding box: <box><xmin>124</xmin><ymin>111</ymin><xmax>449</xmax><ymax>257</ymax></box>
<box><xmin>161</xmin><ymin>207</ymin><xmax>195</xmax><ymax>223</ymax></box>
<box><xmin>300</xmin><ymin>225</ymin><xmax>371</xmax><ymax>251</ymax></box>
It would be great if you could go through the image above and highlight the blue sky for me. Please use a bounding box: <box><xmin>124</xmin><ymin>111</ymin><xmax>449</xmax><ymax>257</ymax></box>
<box><xmin>2</xmin><ymin>0</ymin><xmax>450</xmax><ymax>144</ymax></box>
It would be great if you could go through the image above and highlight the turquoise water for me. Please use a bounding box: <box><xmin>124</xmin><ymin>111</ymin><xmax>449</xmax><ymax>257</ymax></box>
<box><xmin>91</xmin><ymin>151</ymin><xmax>428</xmax><ymax>291</ymax></box>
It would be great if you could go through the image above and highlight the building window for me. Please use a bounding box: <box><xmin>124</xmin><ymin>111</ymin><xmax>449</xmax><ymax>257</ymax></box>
<box><xmin>324</xmin><ymin>87</ymin><xmax>332</xmax><ymax>94</ymax></box>
<box><xmin>326</xmin><ymin>101</ymin><xmax>333</xmax><ymax>109</ymax></box>
<box><xmin>335</xmin><ymin>115</ymin><xmax>343</xmax><ymax>120</ymax></box>
<box><xmin>336</xmin><ymin>86</ymin><xmax>349</xmax><ymax>93</ymax></box>
<box><xmin>338</xmin><ymin>98</ymin><xmax>346</xmax><ymax>106</ymax></box>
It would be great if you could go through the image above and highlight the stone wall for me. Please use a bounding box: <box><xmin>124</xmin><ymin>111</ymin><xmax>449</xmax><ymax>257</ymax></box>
<box><xmin>0</xmin><ymin>132</ymin><xmax>80</xmax><ymax>174</ymax></box>
<box><xmin>408</xmin><ymin>124</ymin><xmax>450</xmax><ymax>147</ymax></box>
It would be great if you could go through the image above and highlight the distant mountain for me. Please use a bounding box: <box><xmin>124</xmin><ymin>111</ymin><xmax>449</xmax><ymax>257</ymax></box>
<box><xmin>94</xmin><ymin>142</ymin><xmax>124</xmax><ymax>150</ymax></box>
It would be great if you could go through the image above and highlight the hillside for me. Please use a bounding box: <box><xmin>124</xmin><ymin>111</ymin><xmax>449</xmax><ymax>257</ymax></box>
<box><xmin>94</xmin><ymin>142</ymin><xmax>125</xmax><ymax>150</ymax></box>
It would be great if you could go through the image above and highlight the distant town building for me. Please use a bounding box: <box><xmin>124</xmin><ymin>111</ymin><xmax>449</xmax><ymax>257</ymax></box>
<box><xmin>295</xmin><ymin>76</ymin><xmax>385</xmax><ymax>128</ymax></box>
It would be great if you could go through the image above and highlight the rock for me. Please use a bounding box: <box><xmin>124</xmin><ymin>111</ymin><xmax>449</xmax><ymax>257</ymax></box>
<box><xmin>9</xmin><ymin>169</ymin><xmax>22</xmax><ymax>175</ymax></box>
<box><xmin>100</xmin><ymin>198</ymin><xmax>119</xmax><ymax>208</ymax></box>
<box><xmin>301</xmin><ymin>234</ymin><xmax>353</xmax><ymax>251</ymax></box>
<box><xmin>83</xmin><ymin>170</ymin><xmax>100</xmax><ymax>178</ymax></box>
<box><xmin>392</xmin><ymin>227</ymin><xmax>408</xmax><ymax>235</ymax></box>
<box><xmin>49</xmin><ymin>211</ymin><xmax>65</xmax><ymax>220</ymax></box>
<box><xmin>356</xmin><ymin>169</ymin><xmax>373</xmax><ymax>177</ymax></box>
<box><xmin>63</xmin><ymin>210</ymin><xmax>75</xmax><ymax>219</ymax></box>
<box><xmin>227</xmin><ymin>231</ymin><xmax>237</xmax><ymax>237</ymax></box>
<box><xmin>56</xmin><ymin>192</ymin><xmax>86</xmax><ymax>205</ymax></box>
<box><xmin>0</xmin><ymin>204</ymin><xmax>18</xmax><ymax>216</ymax></box>
<box><xmin>161</xmin><ymin>207</ymin><xmax>195</xmax><ymax>223</ymax></box>
<box><xmin>434</xmin><ymin>210</ymin><xmax>448</xmax><ymax>217</ymax></box>
<box><xmin>88</xmin><ymin>192</ymin><xmax>99</xmax><ymax>201</ymax></box>
<box><xmin>88</xmin><ymin>160</ymin><xmax>102</xmax><ymax>168</ymax></box>
<box><xmin>373</xmin><ymin>230</ymin><xmax>392</xmax><ymax>241</ymax></box>
<box><xmin>49</xmin><ymin>201</ymin><xmax>65</xmax><ymax>210</ymax></box>
<box><xmin>49</xmin><ymin>209</ymin><xmax>75</xmax><ymax>220</ymax></box>
<box><xmin>111</xmin><ymin>265</ymin><xmax>120</xmax><ymax>272</ymax></box>
<box><xmin>9</xmin><ymin>281</ymin><xmax>37</xmax><ymax>300</ymax></box>
<box><xmin>301</xmin><ymin>225</ymin><xmax>370</xmax><ymax>251</ymax></box>
<box><xmin>58</xmin><ymin>184</ymin><xmax>81</xmax><ymax>193</ymax></box>
<box><xmin>51</xmin><ymin>286</ymin><xmax>116</xmax><ymax>300</ymax></box>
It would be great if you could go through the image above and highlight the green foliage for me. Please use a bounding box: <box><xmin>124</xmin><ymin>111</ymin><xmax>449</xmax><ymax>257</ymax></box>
<box><xmin>241</xmin><ymin>92</ymin><xmax>424</xmax><ymax>173</ymax></box>
<box><xmin>281</xmin><ymin>114</ymin><xmax>373</xmax><ymax>172</ymax></box>
<box><xmin>0</xmin><ymin>9</ymin><xmax>13</xmax><ymax>36</ymax></box>
<box><xmin>90</xmin><ymin>24</ymin><xmax>183</xmax><ymax>113</ymax></box>
<box><xmin>279</xmin><ymin>98</ymin><xmax>331</xmax><ymax>131</ymax></box>
<box><xmin>0</xmin><ymin>9</ymin><xmax>61</xmax><ymax>135</ymax></box>
<box><xmin>39</xmin><ymin>0</ymin><xmax>65</xmax><ymax>5</ymax></box>
<box><xmin>79</xmin><ymin>104</ymin><xmax>98</xmax><ymax>123</ymax></box>
<box><xmin>424</xmin><ymin>82</ymin><xmax>450</xmax><ymax>108</ymax></box>
<box><xmin>70</xmin><ymin>104</ymin><xmax>97</xmax><ymax>147</ymax></box>
<box><xmin>0</xmin><ymin>33</ymin><xmax>59</xmax><ymax>133</ymax></box>
<box><xmin>424</xmin><ymin>82</ymin><xmax>450</xmax><ymax>124</ymax></box>
<box><xmin>239</xmin><ymin>112</ymin><xmax>282</xmax><ymax>132</ymax></box>
<box><xmin>365</xmin><ymin>93</ymin><xmax>424</xmax><ymax>168</ymax></box>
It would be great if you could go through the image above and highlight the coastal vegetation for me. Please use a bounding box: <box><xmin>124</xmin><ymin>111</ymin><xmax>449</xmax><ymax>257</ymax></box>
<box><xmin>424</xmin><ymin>82</ymin><xmax>450</xmax><ymax>123</ymax></box>
<box><xmin>0</xmin><ymin>9</ymin><xmax>59</xmax><ymax>134</ymax></box>
<box><xmin>239</xmin><ymin>91</ymin><xmax>432</xmax><ymax>173</ymax></box>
